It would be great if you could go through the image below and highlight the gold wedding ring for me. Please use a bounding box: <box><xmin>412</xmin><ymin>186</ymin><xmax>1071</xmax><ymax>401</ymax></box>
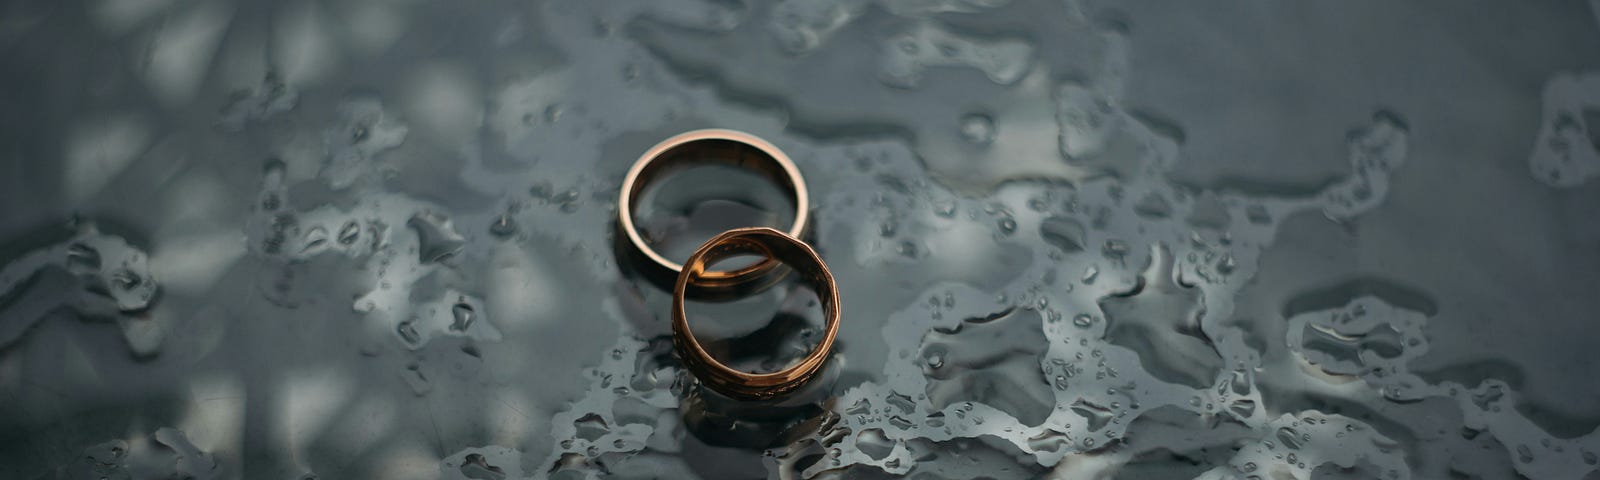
<box><xmin>617</xmin><ymin>129</ymin><xmax>809</xmax><ymax>297</ymax></box>
<box><xmin>672</xmin><ymin>227</ymin><xmax>840</xmax><ymax>400</ymax></box>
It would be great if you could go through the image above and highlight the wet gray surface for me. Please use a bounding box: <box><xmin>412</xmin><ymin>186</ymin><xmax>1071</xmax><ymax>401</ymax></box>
<box><xmin>2</xmin><ymin>0</ymin><xmax>1600</xmax><ymax>478</ymax></box>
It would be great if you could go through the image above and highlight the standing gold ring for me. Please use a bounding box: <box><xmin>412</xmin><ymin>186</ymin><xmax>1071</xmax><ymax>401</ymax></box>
<box><xmin>673</xmin><ymin>227</ymin><xmax>840</xmax><ymax>400</ymax></box>
<box><xmin>617</xmin><ymin>129</ymin><xmax>809</xmax><ymax>297</ymax></box>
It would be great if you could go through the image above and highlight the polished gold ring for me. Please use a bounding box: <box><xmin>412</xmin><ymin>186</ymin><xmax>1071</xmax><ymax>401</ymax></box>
<box><xmin>617</xmin><ymin>129</ymin><xmax>809</xmax><ymax>296</ymax></box>
<box><xmin>673</xmin><ymin>227</ymin><xmax>840</xmax><ymax>400</ymax></box>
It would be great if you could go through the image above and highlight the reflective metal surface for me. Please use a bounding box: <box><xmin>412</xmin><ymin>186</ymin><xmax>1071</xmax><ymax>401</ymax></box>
<box><xmin>2</xmin><ymin>0</ymin><xmax>1599</xmax><ymax>479</ymax></box>
<box><xmin>618</xmin><ymin>129</ymin><xmax>809</xmax><ymax>297</ymax></box>
<box><xmin>673</xmin><ymin>227</ymin><xmax>840</xmax><ymax>401</ymax></box>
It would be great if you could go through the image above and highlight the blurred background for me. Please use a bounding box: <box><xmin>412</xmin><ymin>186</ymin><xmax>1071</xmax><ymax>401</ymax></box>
<box><xmin>1</xmin><ymin>0</ymin><xmax>1599</xmax><ymax>478</ymax></box>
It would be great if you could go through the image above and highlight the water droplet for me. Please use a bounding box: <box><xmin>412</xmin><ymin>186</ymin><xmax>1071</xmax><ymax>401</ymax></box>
<box><xmin>574</xmin><ymin>413</ymin><xmax>609</xmax><ymax>441</ymax></box>
<box><xmin>408</xmin><ymin>211</ymin><xmax>466</xmax><ymax>263</ymax></box>
<box><xmin>301</xmin><ymin>226</ymin><xmax>328</xmax><ymax>253</ymax></box>
<box><xmin>84</xmin><ymin>439</ymin><xmax>128</xmax><ymax>471</ymax></box>
<box><xmin>450</xmin><ymin>301</ymin><xmax>475</xmax><ymax>331</ymax></box>
<box><xmin>1101</xmin><ymin>240</ymin><xmax>1130</xmax><ymax>258</ymax></box>
<box><xmin>396</xmin><ymin>319</ymin><xmax>421</xmax><ymax>345</ymax></box>
<box><xmin>1071</xmin><ymin>399</ymin><xmax>1114</xmax><ymax>432</ymax></box>
<box><xmin>1040</xmin><ymin>216</ymin><xmax>1086</xmax><ymax>253</ymax></box>
<box><xmin>959</xmin><ymin>113</ymin><xmax>996</xmax><ymax>144</ymax></box>
<box><xmin>1273</xmin><ymin>428</ymin><xmax>1299</xmax><ymax>451</ymax></box>
<box><xmin>1230</xmin><ymin>370</ymin><xmax>1251</xmax><ymax>395</ymax></box>
<box><xmin>557</xmin><ymin>190</ymin><xmax>583</xmax><ymax>213</ymax></box>
<box><xmin>997</xmin><ymin>217</ymin><xmax>1017</xmax><ymax>235</ymax></box>
<box><xmin>460</xmin><ymin>453</ymin><xmax>504</xmax><ymax>478</ymax></box>
<box><xmin>66</xmin><ymin>243</ymin><xmax>102</xmax><ymax>272</ymax></box>
<box><xmin>1072</xmin><ymin>314</ymin><xmax>1094</xmax><ymax>328</ymax></box>
<box><xmin>856</xmin><ymin>429</ymin><xmax>894</xmax><ymax>460</ymax></box>
<box><xmin>897</xmin><ymin>38</ymin><xmax>919</xmax><ymax>54</ymax></box>
<box><xmin>489</xmin><ymin>215</ymin><xmax>516</xmax><ymax>237</ymax></box>
<box><xmin>845</xmin><ymin>399</ymin><xmax>871</xmax><ymax>416</ymax></box>
<box><xmin>1134</xmin><ymin>193</ymin><xmax>1173</xmax><ymax>218</ymax></box>
<box><xmin>337</xmin><ymin>221</ymin><xmax>360</xmax><ymax>245</ymax></box>
<box><xmin>111</xmin><ymin>269</ymin><xmax>142</xmax><ymax>291</ymax></box>
<box><xmin>1228</xmin><ymin>399</ymin><xmax>1257</xmax><ymax>418</ymax></box>
<box><xmin>897</xmin><ymin>241</ymin><xmax>919</xmax><ymax>258</ymax></box>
